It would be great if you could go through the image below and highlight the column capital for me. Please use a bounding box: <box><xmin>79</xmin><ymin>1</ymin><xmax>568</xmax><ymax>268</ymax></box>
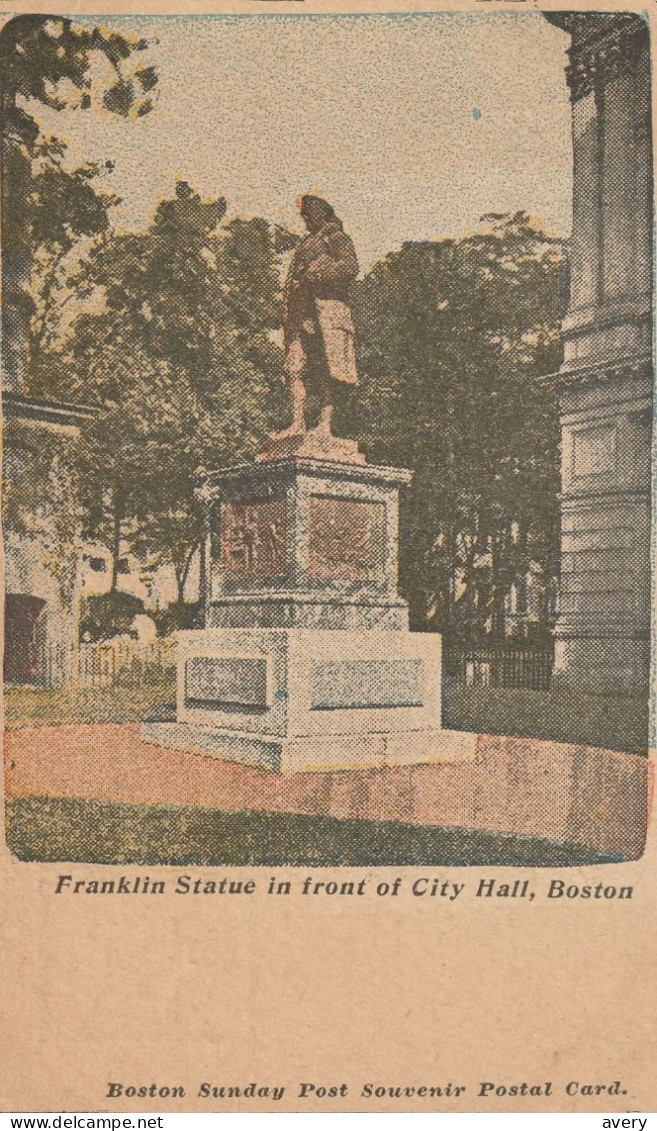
<box><xmin>546</xmin><ymin>13</ymin><xmax>647</xmax><ymax>102</ymax></box>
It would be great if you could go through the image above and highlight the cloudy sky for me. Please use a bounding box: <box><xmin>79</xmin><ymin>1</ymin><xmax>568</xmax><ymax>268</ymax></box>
<box><xmin>32</xmin><ymin>12</ymin><xmax>573</xmax><ymax>269</ymax></box>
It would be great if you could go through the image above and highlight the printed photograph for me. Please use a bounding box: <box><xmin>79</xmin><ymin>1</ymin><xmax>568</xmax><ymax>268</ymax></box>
<box><xmin>2</xmin><ymin>9</ymin><xmax>652</xmax><ymax>867</ymax></box>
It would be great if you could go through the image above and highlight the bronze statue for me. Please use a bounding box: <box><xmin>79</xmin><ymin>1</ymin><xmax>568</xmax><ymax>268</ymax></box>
<box><xmin>272</xmin><ymin>195</ymin><xmax>359</xmax><ymax>442</ymax></box>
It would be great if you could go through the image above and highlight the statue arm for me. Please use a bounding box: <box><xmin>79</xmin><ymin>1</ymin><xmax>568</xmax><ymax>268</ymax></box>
<box><xmin>305</xmin><ymin>232</ymin><xmax>359</xmax><ymax>286</ymax></box>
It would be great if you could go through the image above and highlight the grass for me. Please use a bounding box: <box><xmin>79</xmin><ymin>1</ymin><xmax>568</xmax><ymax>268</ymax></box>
<box><xmin>5</xmin><ymin>673</ymin><xmax>175</xmax><ymax>728</ymax></box>
<box><xmin>6</xmin><ymin>796</ymin><xmax>624</xmax><ymax>867</ymax></box>
<box><xmin>443</xmin><ymin>680</ymin><xmax>649</xmax><ymax>755</ymax></box>
<box><xmin>5</xmin><ymin>675</ymin><xmax>649</xmax><ymax>755</ymax></box>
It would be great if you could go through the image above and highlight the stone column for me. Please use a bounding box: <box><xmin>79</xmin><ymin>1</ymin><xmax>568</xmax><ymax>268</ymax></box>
<box><xmin>545</xmin><ymin>13</ymin><xmax>652</xmax><ymax>694</ymax></box>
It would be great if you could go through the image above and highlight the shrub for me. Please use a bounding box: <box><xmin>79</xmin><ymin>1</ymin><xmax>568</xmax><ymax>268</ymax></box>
<box><xmin>79</xmin><ymin>592</ymin><xmax>146</xmax><ymax>643</ymax></box>
<box><xmin>151</xmin><ymin>601</ymin><xmax>202</xmax><ymax>637</ymax></box>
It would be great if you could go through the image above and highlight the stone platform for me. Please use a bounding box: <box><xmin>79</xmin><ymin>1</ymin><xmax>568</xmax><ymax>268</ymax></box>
<box><xmin>258</xmin><ymin>428</ymin><xmax>365</xmax><ymax>465</ymax></box>
<box><xmin>145</xmin><ymin>627</ymin><xmax>475</xmax><ymax>773</ymax></box>
<box><xmin>146</xmin><ymin>448</ymin><xmax>476</xmax><ymax>772</ymax></box>
<box><xmin>6</xmin><ymin>724</ymin><xmax>649</xmax><ymax>860</ymax></box>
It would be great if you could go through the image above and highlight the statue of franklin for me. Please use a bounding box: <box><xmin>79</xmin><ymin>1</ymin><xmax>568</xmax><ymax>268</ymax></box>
<box><xmin>273</xmin><ymin>195</ymin><xmax>359</xmax><ymax>441</ymax></box>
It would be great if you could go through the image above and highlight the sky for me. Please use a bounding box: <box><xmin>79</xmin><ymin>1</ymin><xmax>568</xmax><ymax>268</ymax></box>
<box><xmin>31</xmin><ymin>12</ymin><xmax>573</xmax><ymax>271</ymax></box>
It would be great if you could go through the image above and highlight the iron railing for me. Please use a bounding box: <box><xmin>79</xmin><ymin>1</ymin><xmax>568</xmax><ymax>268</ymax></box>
<box><xmin>444</xmin><ymin>646</ymin><xmax>554</xmax><ymax>691</ymax></box>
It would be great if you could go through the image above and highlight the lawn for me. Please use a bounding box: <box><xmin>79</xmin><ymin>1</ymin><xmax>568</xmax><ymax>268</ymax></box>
<box><xmin>443</xmin><ymin>680</ymin><xmax>649</xmax><ymax>755</ymax></box>
<box><xmin>6</xmin><ymin>796</ymin><xmax>624</xmax><ymax>867</ymax></box>
<box><xmin>6</xmin><ymin>675</ymin><xmax>649</xmax><ymax>755</ymax></box>
<box><xmin>5</xmin><ymin>674</ymin><xmax>175</xmax><ymax>728</ymax></box>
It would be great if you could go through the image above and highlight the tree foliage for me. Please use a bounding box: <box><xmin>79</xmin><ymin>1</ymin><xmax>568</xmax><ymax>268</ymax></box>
<box><xmin>51</xmin><ymin>183</ymin><xmax>289</xmax><ymax>597</ymax></box>
<box><xmin>26</xmin><ymin>149</ymin><xmax>121</xmax><ymax>397</ymax></box>
<box><xmin>353</xmin><ymin>212</ymin><xmax>563</xmax><ymax>641</ymax></box>
<box><xmin>79</xmin><ymin>591</ymin><xmax>146</xmax><ymax>643</ymax></box>
<box><xmin>1</xmin><ymin>14</ymin><xmax>158</xmax><ymax>389</ymax></box>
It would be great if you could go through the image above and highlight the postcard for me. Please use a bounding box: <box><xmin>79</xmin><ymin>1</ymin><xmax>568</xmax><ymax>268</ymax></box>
<box><xmin>1</xmin><ymin>0</ymin><xmax>655</xmax><ymax>1114</ymax></box>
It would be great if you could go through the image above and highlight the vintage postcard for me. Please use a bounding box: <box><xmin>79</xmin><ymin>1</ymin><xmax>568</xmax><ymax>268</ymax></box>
<box><xmin>1</xmin><ymin>0</ymin><xmax>655</xmax><ymax>1114</ymax></box>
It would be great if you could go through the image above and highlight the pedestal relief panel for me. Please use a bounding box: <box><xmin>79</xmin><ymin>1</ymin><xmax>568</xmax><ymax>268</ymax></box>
<box><xmin>309</xmin><ymin>658</ymin><xmax>424</xmax><ymax>710</ymax></box>
<box><xmin>220</xmin><ymin>498</ymin><xmax>286</xmax><ymax>576</ymax></box>
<box><xmin>308</xmin><ymin>496</ymin><xmax>385</xmax><ymax>581</ymax></box>
<box><xmin>184</xmin><ymin>656</ymin><xmax>271</xmax><ymax>710</ymax></box>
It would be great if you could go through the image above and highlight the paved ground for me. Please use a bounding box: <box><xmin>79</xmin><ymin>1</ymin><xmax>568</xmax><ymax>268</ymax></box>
<box><xmin>4</xmin><ymin>722</ymin><xmax>650</xmax><ymax>859</ymax></box>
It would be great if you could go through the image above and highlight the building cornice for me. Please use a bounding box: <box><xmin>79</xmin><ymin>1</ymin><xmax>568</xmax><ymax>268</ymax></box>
<box><xmin>545</xmin><ymin>12</ymin><xmax>648</xmax><ymax>102</ymax></box>
<box><xmin>537</xmin><ymin>355</ymin><xmax>653</xmax><ymax>391</ymax></box>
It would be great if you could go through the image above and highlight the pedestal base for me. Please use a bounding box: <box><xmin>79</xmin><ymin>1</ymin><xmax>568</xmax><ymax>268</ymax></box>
<box><xmin>142</xmin><ymin>627</ymin><xmax>476</xmax><ymax>774</ymax></box>
<box><xmin>208</xmin><ymin>592</ymin><xmax>408</xmax><ymax>631</ymax></box>
<box><xmin>143</xmin><ymin>721</ymin><xmax>476</xmax><ymax>773</ymax></box>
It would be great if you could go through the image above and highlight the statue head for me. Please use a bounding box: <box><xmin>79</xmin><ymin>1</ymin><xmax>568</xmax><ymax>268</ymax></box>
<box><xmin>299</xmin><ymin>194</ymin><xmax>336</xmax><ymax>233</ymax></box>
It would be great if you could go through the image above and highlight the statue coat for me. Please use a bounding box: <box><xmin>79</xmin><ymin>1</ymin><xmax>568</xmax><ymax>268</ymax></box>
<box><xmin>282</xmin><ymin>220</ymin><xmax>359</xmax><ymax>385</ymax></box>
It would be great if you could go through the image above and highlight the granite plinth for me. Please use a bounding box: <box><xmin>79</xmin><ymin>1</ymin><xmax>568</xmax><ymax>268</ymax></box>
<box><xmin>208</xmin><ymin>592</ymin><xmax>408</xmax><ymax>631</ymax></box>
<box><xmin>142</xmin><ymin>627</ymin><xmax>475</xmax><ymax>773</ymax></box>
<box><xmin>258</xmin><ymin>429</ymin><xmax>365</xmax><ymax>465</ymax></box>
<box><xmin>143</xmin><ymin>721</ymin><xmax>476</xmax><ymax>774</ymax></box>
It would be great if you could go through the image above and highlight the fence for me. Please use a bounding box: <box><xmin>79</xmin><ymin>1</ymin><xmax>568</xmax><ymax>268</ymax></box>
<box><xmin>40</xmin><ymin>639</ymin><xmax>553</xmax><ymax>692</ymax></box>
<box><xmin>42</xmin><ymin>641</ymin><xmax>75</xmax><ymax>689</ymax></box>
<box><xmin>444</xmin><ymin>646</ymin><xmax>554</xmax><ymax>691</ymax></box>
<box><xmin>43</xmin><ymin>636</ymin><xmax>176</xmax><ymax>689</ymax></box>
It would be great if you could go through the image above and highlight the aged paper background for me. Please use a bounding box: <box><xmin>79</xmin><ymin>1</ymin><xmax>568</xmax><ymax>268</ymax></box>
<box><xmin>1</xmin><ymin>0</ymin><xmax>656</xmax><ymax>1114</ymax></box>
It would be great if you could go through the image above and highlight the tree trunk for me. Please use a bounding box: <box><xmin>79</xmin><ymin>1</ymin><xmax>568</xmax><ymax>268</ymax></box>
<box><xmin>1</xmin><ymin>104</ymin><xmax>31</xmax><ymax>394</ymax></box>
<box><xmin>445</xmin><ymin>523</ymin><xmax>458</xmax><ymax>640</ymax></box>
<box><xmin>29</xmin><ymin>244</ymin><xmax>70</xmax><ymax>373</ymax></box>
<box><xmin>110</xmin><ymin>488</ymin><xmax>124</xmax><ymax>592</ymax></box>
<box><xmin>489</xmin><ymin>537</ymin><xmax>507</xmax><ymax>643</ymax></box>
<box><xmin>198</xmin><ymin>534</ymin><xmax>207</xmax><ymax>613</ymax></box>
<box><xmin>175</xmin><ymin>540</ymin><xmax>201</xmax><ymax>606</ymax></box>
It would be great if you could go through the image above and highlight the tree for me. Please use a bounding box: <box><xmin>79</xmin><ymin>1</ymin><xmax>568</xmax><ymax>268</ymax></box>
<box><xmin>72</xmin><ymin>351</ymin><xmax>175</xmax><ymax>593</ymax></box>
<box><xmin>353</xmin><ymin>212</ymin><xmax>563</xmax><ymax>642</ymax></box>
<box><xmin>0</xmin><ymin>14</ymin><xmax>158</xmax><ymax>391</ymax></box>
<box><xmin>27</xmin><ymin>151</ymin><xmax>121</xmax><ymax>399</ymax></box>
<box><xmin>56</xmin><ymin>184</ymin><xmax>290</xmax><ymax>598</ymax></box>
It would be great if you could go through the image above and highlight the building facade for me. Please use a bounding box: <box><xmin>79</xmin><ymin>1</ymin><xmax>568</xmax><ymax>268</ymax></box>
<box><xmin>3</xmin><ymin>392</ymin><xmax>93</xmax><ymax>686</ymax></box>
<box><xmin>546</xmin><ymin>13</ymin><xmax>653</xmax><ymax>694</ymax></box>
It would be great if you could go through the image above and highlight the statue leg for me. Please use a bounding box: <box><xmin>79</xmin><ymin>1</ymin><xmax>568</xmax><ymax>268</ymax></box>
<box><xmin>314</xmin><ymin>374</ymin><xmax>333</xmax><ymax>437</ymax></box>
<box><xmin>270</xmin><ymin>336</ymin><xmax>307</xmax><ymax>440</ymax></box>
<box><xmin>308</xmin><ymin>337</ymin><xmax>334</xmax><ymax>437</ymax></box>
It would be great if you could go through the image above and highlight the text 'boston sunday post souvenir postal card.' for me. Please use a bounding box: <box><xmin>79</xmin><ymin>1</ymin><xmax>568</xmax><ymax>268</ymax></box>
<box><xmin>1</xmin><ymin>0</ymin><xmax>656</xmax><ymax>1114</ymax></box>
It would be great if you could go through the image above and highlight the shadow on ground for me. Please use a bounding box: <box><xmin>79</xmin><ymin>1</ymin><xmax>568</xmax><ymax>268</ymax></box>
<box><xmin>6</xmin><ymin>797</ymin><xmax>624</xmax><ymax>867</ymax></box>
<box><xmin>443</xmin><ymin>681</ymin><xmax>649</xmax><ymax>755</ymax></box>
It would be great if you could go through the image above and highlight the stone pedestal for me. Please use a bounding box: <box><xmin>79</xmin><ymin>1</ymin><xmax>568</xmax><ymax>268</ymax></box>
<box><xmin>205</xmin><ymin>454</ymin><xmax>410</xmax><ymax>631</ymax></box>
<box><xmin>145</xmin><ymin>626</ymin><xmax>474</xmax><ymax>773</ymax></box>
<box><xmin>144</xmin><ymin>449</ymin><xmax>475</xmax><ymax>772</ymax></box>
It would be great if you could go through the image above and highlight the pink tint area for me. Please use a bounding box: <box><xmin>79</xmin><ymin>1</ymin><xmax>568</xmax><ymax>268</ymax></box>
<box><xmin>4</xmin><ymin>723</ymin><xmax>651</xmax><ymax>857</ymax></box>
